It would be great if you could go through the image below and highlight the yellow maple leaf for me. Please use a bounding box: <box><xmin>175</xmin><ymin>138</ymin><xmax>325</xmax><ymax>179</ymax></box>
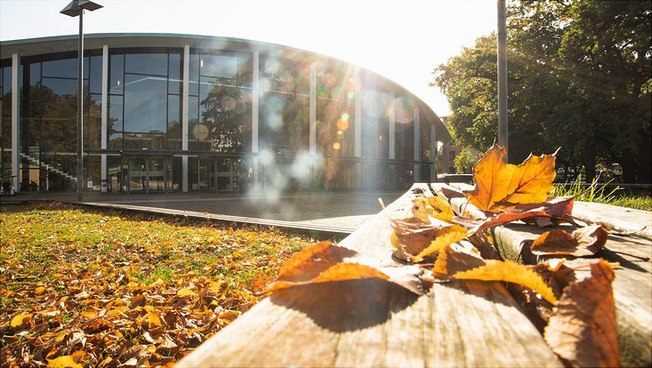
<box><xmin>411</xmin><ymin>225</ymin><xmax>468</xmax><ymax>262</ymax></box>
<box><xmin>464</xmin><ymin>144</ymin><xmax>557</xmax><ymax>211</ymax></box>
<box><xmin>452</xmin><ymin>259</ymin><xmax>557</xmax><ymax>304</ymax></box>
<box><xmin>47</xmin><ymin>355</ymin><xmax>82</xmax><ymax>368</ymax></box>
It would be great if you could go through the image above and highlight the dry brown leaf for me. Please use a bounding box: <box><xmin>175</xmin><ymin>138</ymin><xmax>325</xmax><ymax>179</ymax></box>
<box><xmin>531</xmin><ymin>225</ymin><xmax>608</xmax><ymax>257</ymax></box>
<box><xmin>433</xmin><ymin>243</ymin><xmax>486</xmax><ymax>280</ymax></box>
<box><xmin>464</xmin><ymin>144</ymin><xmax>557</xmax><ymax>211</ymax></box>
<box><xmin>544</xmin><ymin>260</ymin><xmax>620</xmax><ymax>367</ymax></box>
<box><xmin>452</xmin><ymin>259</ymin><xmax>557</xmax><ymax>304</ymax></box>
<box><xmin>390</xmin><ymin>213</ymin><xmax>461</xmax><ymax>262</ymax></box>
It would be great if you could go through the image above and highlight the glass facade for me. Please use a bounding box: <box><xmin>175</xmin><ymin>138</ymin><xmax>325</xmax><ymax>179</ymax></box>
<box><xmin>0</xmin><ymin>35</ymin><xmax>443</xmax><ymax>194</ymax></box>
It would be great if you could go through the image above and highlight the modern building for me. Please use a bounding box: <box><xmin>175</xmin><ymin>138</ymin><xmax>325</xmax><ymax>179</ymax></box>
<box><xmin>0</xmin><ymin>34</ymin><xmax>451</xmax><ymax>194</ymax></box>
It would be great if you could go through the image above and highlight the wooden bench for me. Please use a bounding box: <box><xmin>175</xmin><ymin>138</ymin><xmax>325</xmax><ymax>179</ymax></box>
<box><xmin>177</xmin><ymin>183</ymin><xmax>651</xmax><ymax>367</ymax></box>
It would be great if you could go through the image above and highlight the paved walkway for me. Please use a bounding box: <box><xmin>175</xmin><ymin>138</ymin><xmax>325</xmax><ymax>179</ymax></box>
<box><xmin>1</xmin><ymin>190</ymin><xmax>405</xmax><ymax>237</ymax></box>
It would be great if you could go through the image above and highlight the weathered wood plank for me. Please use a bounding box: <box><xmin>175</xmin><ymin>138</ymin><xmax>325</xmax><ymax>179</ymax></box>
<box><xmin>177</xmin><ymin>184</ymin><xmax>561</xmax><ymax>367</ymax></box>
<box><xmin>431</xmin><ymin>182</ymin><xmax>652</xmax><ymax>367</ymax></box>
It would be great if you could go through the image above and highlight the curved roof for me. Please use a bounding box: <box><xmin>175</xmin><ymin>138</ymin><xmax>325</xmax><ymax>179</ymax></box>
<box><xmin>0</xmin><ymin>33</ymin><xmax>451</xmax><ymax>143</ymax></box>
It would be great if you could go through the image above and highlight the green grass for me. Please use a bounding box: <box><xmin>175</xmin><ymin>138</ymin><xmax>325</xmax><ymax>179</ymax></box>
<box><xmin>0</xmin><ymin>201</ymin><xmax>316</xmax><ymax>367</ymax></box>
<box><xmin>553</xmin><ymin>176</ymin><xmax>651</xmax><ymax>211</ymax></box>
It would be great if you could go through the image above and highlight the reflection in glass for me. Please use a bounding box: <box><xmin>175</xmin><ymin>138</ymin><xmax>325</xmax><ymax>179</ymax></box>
<box><xmin>123</xmin><ymin>74</ymin><xmax>167</xmax><ymax>133</ymax></box>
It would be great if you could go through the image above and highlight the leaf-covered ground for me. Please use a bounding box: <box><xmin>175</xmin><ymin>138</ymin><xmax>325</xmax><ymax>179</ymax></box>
<box><xmin>0</xmin><ymin>202</ymin><xmax>314</xmax><ymax>368</ymax></box>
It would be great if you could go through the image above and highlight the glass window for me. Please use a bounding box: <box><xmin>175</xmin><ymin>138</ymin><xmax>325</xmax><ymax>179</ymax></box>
<box><xmin>395</xmin><ymin>96</ymin><xmax>414</xmax><ymax>162</ymax></box>
<box><xmin>86</xmin><ymin>94</ymin><xmax>102</xmax><ymax>150</ymax></box>
<box><xmin>125</xmin><ymin>53</ymin><xmax>167</xmax><ymax>76</ymax></box>
<box><xmin>168</xmin><ymin>52</ymin><xmax>181</xmax><ymax>95</ymax></box>
<box><xmin>189</xmin><ymin>54</ymin><xmax>199</xmax><ymax>96</ymax></box>
<box><xmin>316</xmin><ymin>63</ymin><xmax>356</xmax><ymax>157</ymax></box>
<box><xmin>109</xmin><ymin>94</ymin><xmax>123</xmax><ymax>140</ymax></box>
<box><xmin>42</xmin><ymin>58</ymin><xmax>76</xmax><ymax>79</ymax></box>
<box><xmin>361</xmin><ymin>90</ymin><xmax>390</xmax><ymax>159</ymax></box>
<box><xmin>110</xmin><ymin>54</ymin><xmax>124</xmax><ymax>95</ymax></box>
<box><xmin>42</xmin><ymin>77</ymin><xmax>76</xmax><ymax>96</ymax></box>
<box><xmin>167</xmin><ymin>94</ymin><xmax>181</xmax><ymax>150</ymax></box>
<box><xmin>201</xmin><ymin>54</ymin><xmax>238</xmax><ymax>79</ymax></box>
<box><xmin>89</xmin><ymin>55</ymin><xmax>102</xmax><ymax>94</ymax></box>
<box><xmin>123</xmin><ymin>74</ymin><xmax>167</xmax><ymax>133</ymax></box>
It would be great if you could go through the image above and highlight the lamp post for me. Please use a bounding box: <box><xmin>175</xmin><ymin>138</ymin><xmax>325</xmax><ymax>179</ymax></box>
<box><xmin>60</xmin><ymin>0</ymin><xmax>103</xmax><ymax>201</ymax></box>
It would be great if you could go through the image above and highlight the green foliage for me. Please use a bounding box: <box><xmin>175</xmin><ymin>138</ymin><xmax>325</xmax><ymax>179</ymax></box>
<box><xmin>432</xmin><ymin>0</ymin><xmax>651</xmax><ymax>183</ymax></box>
<box><xmin>453</xmin><ymin>147</ymin><xmax>479</xmax><ymax>174</ymax></box>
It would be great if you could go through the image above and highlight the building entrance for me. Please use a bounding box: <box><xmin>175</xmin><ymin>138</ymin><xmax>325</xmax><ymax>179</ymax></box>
<box><xmin>197</xmin><ymin>157</ymin><xmax>241</xmax><ymax>192</ymax></box>
<box><xmin>126</xmin><ymin>156</ymin><xmax>169</xmax><ymax>193</ymax></box>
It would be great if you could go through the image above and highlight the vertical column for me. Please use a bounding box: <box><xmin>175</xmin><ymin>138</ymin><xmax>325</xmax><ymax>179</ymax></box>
<box><xmin>11</xmin><ymin>54</ymin><xmax>19</xmax><ymax>192</ymax></box>
<box><xmin>252</xmin><ymin>50</ymin><xmax>260</xmax><ymax>186</ymax></box>
<box><xmin>413</xmin><ymin>108</ymin><xmax>421</xmax><ymax>181</ymax></box>
<box><xmin>101</xmin><ymin>45</ymin><xmax>108</xmax><ymax>183</ymax></box>
<box><xmin>182</xmin><ymin>45</ymin><xmax>189</xmax><ymax>192</ymax></box>
<box><xmin>389</xmin><ymin>92</ymin><xmax>396</xmax><ymax>160</ymax></box>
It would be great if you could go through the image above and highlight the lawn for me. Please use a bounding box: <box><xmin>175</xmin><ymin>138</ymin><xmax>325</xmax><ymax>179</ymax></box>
<box><xmin>0</xmin><ymin>202</ymin><xmax>315</xmax><ymax>368</ymax></box>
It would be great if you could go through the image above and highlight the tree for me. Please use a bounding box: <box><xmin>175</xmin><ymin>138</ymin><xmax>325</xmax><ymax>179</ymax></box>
<box><xmin>433</xmin><ymin>0</ymin><xmax>651</xmax><ymax>183</ymax></box>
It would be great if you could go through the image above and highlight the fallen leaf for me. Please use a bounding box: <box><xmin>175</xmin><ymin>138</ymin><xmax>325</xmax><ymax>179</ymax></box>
<box><xmin>464</xmin><ymin>144</ymin><xmax>557</xmax><ymax>211</ymax></box>
<box><xmin>276</xmin><ymin>241</ymin><xmax>355</xmax><ymax>282</ymax></box>
<box><xmin>452</xmin><ymin>259</ymin><xmax>557</xmax><ymax>304</ymax></box>
<box><xmin>531</xmin><ymin>225</ymin><xmax>608</xmax><ymax>257</ymax></box>
<box><xmin>176</xmin><ymin>288</ymin><xmax>198</xmax><ymax>298</ymax></box>
<box><xmin>265</xmin><ymin>262</ymin><xmax>389</xmax><ymax>293</ymax></box>
<box><xmin>411</xmin><ymin>225</ymin><xmax>468</xmax><ymax>262</ymax></box>
<box><xmin>47</xmin><ymin>355</ymin><xmax>82</xmax><ymax>368</ymax></box>
<box><xmin>544</xmin><ymin>260</ymin><xmax>620</xmax><ymax>367</ymax></box>
<box><xmin>390</xmin><ymin>216</ymin><xmax>459</xmax><ymax>262</ymax></box>
<box><xmin>433</xmin><ymin>243</ymin><xmax>487</xmax><ymax>280</ymax></box>
<box><xmin>266</xmin><ymin>242</ymin><xmax>431</xmax><ymax>295</ymax></box>
<box><xmin>10</xmin><ymin>313</ymin><xmax>32</xmax><ymax>329</ymax></box>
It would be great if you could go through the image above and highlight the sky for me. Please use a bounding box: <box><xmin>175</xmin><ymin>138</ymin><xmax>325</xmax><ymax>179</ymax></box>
<box><xmin>0</xmin><ymin>0</ymin><xmax>497</xmax><ymax>117</ymax></box>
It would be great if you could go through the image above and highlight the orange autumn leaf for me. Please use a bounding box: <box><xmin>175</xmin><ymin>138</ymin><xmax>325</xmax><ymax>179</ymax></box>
<box><xmin>276</xmin><ymin>241</ymin><xmax>355</xmax><ymax>282</ymax></box>
<box><xmin>265</xmin><ymin>262</ymin><xmax>389</xmax><ymax>293</ymax></box>
<box><xmin>544</xmin><ymin>260</ymin><xmax>620</xmax><ymax>367</ymax></box>
<box><xmin>531</xmin><ymin>225</ymin><xmax>608</xmax><ymax>257</ymax></box>
<box><xmin>452</xmin><ymin>259</ymin><xmax>557</xmax><ymax>304</ymax></box>
<box><xmin>464</xmin><ymin>144</ymin><xmax>557</xmax><ymax>211</ymax></box>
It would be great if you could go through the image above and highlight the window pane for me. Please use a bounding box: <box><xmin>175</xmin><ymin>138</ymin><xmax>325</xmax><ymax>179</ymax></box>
<box><xmin>89</xmin><ymin>55</ymin><xmax>102</xmax><ymax>94</ymax></box>
<box><xmin>110</xmin><ymin>54</ymin><xmax>124</xmax><ymax>95</ymax></box>
<box><xmin>42</xmin><ymin>58</ymin><xmax>76</xmax><ymax>78</ymax></box>
<box><xmin>125</xmin><ymin>53</ymin><xmax>167</xmax><ymax>76</ymax></box>
<box><xmin>168</xmin><ymin>52</ymin><xmax>181</xmax><ymax>94</ymax></box>
<box><xmin>109</xmin><ymin>94</ymin><xmax>123</xmax><ymax>140</ymax></box>
<box><xmin>124</xmin><ymin>74</ymin><xmax>167</xmax><ymax>133</ymax></box>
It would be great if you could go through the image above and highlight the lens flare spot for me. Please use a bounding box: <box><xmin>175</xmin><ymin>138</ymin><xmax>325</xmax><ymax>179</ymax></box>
<box><xmin>341</xmin><ymin>113</ymin><xmax>350</xmax><ymax>122</ymax></box>
<box><xmin>333</xmin><ymin>142</ymin><xmax>341</xmax><ymax>150</ymax></box>
<box><xmin>337</xmin><ymin>130</ymin><xmax>343</xmax><ymax>136</ymax></box>
<box><xmin>336</xmin><ymin>119</ymin><xmax>349</xmax><ymax>131</ymax></box>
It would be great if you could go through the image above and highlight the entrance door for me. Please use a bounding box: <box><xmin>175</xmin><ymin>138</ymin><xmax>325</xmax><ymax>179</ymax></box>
<box><xmin>128</xmin><ymin>157</ymin><xmax>168</xmax><ymax>193</ymax></box>
<box><xmin>197</xmin><ymin>158</ymin><xmax>239</xmax><ymax>192</ymax></box>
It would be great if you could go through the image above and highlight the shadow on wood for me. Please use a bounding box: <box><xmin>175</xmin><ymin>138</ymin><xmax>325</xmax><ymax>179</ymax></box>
<box><xmin>270</xmin><ymin>278</ymin><xmax>419</xmax><ymax>333</ymax></box>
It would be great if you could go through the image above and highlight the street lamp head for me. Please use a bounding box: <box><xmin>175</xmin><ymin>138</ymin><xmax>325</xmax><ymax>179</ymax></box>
<box><xmin>60</xmin><ymin>0</ymin><xmax>103</xmax><ymax>17</ymax></box>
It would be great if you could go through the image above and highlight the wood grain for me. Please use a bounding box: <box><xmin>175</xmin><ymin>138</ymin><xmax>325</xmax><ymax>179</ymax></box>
<box><xmin>431</xmin><ymin>182</ymin><xmax>652</xmax><ymax>367</ymax></box>
<box><xmin>178</xmin><ymin>184</ymin><xmax>561</xmax><ymax>367</ymax></box>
